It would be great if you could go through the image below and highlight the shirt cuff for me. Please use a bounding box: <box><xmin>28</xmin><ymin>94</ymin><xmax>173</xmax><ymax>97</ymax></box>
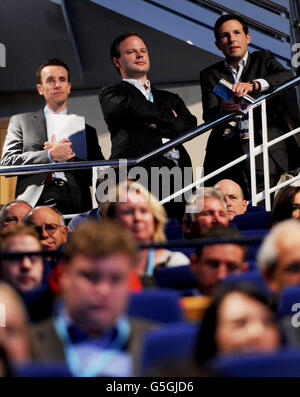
<box><xmin>47</xmin><ymin>150</ymin><xmax>55</xmax><ymax>163</ymax></box>
<box><xmin>255</xmin><ymin>79</ymin><xmax>270</xmax><ymax>92</ymax></box>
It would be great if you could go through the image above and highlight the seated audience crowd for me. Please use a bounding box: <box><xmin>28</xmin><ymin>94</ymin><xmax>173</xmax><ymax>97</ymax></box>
<box><xmin>0</xmin><ymin>175</ymin><xmax>299</xmax><ymax>377</ymax></box>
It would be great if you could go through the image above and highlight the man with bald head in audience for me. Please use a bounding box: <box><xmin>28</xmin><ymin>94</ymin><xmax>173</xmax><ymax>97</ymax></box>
<box><xmin>0</xmin><ymin>200</ymin><xmax>32</xmax><ymax>230</ymax></box>
<box><xmin>257</xmin><ymin>219</ymin><xmax>300</xmax><ymax>294</ymax></box>
<box><xmin>184</xmin><ymin>187</ymin><xmax>229</xmax><ymax>238</ymax></box>
<box><xmin>214</xmin><ymin>179</ymin><xmax>247</xmax><ymax>221</ymax></box>
<box><xmin>23</xmin><ymin>206</ymin><xmax>68</xmax><ymax>251</ymax></box>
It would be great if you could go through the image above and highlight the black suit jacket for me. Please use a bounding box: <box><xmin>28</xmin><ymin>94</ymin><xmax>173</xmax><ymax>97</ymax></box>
<box><xmin>1</xmin><ymin>110</ymin><xmax>104</xmax><ymax>211</ymax></box>
<box><xmin>200</xmin><ymin>50</ymin><xmax>295</xmax><ymax>172</ymax></box>
<box><xmin>99</xmin><ymin>81</ymin><xmax>197</xmax><ymax>170</ymax></box>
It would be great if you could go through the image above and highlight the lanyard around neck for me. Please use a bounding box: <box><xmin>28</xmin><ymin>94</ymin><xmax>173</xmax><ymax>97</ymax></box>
<box><xmin>146</xmin><ymin>248</ymin><xmax>155</xmax><ymax>276</ymax></box>
<box><xmin>53</xmin><ymin>313</ymin><xmax>130</xmax><ymax>377</ymax></box>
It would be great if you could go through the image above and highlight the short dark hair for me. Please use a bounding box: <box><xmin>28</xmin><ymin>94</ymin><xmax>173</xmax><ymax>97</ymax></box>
<box><xmin>214</xmin><ymin>13</ymin><xmax>249</xmax><ymax>41</ymax></box>
<box><xmin>36</xmin><ymin>58</ymin><xmax>70</xmax><ymax>84</ymax></box>
<box><xmin>110</xmin><ymin>32</ymin><xmax>146</xmax><ymax>74</ymax></box>
<box><xmin>63</xmin><ymin>219</ymin><xmax>137</xmax><ymax>265</ymax></box>
<box><xmin>195</xmin><ymin>225</ymin><xmax>246</xmax><ymax>258</ymax></box>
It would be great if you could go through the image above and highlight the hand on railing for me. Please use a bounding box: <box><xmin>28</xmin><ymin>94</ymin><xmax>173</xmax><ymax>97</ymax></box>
<box><xmin>221</xmin><ymin>99</ymin><xmax>241</xmax><ymax>113</ymax></box>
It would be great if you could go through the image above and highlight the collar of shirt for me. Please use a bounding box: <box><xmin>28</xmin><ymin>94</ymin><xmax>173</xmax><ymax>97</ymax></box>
<box><xmin>44</xmin><ymin>105</ymin><xmax>68</xmax><ymax>115</ymax></box>
<box><xmin>57</xmin><ymin>302</ymin><xmax>118</xmax><ymax>346</ymax></box>
<box><xmin>123</xmin><ymin>78</ymin><xmax>152</xmax><ymax>100</ymax></box>
<box><xmin>224</xmin><ymin>51</ymin><xmax>249</xmax><ymax>83</ymax></box>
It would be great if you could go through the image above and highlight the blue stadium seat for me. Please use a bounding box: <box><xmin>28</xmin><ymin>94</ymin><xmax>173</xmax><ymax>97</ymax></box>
<box><xmin>233</xmin><ymin>211</ymin><xmax>271</xmax><ymax>230</ymax></box>
<box><xmin>210</xmin><ymin>347</ymin><xmax>300</xmax><ymax>377</ymax></box>
<box><xmin>241</xmin><ymin>229</ymin><xmax>268</xmax><ymax>261</ymax></box>
<box><xmin>278</xmin><ymin>284</ymin><xmax>300</xmax><ymax>317</ymax></box>
<box><xmin>154</xmin><ymin>265</ymin><xmax>197</xmax><ymax>290</ymax></box>
<box><xmin>127</xmin><ymin>289</ymin><xmax>183</xmax><ymax>323</ymax></box>
<box><xmin>246</xmin><ymin>205</ymin><xmax>266</xmax><ymax>213</ymax></box>
<box><xmin>222</xmin><ymin>270</ymin><xmax>270</xmax><ymax>294</ymax></box>
<box><xmin>141</xmin><ymin>322</ymin><xmax>198</xmax><ymax>373</ymax></box>
<box><xmin>164</xmin><ymin>218</ymin><xmax>183</xmax><ymax>240</ymax></box>
<box><xmin>14</xmin><ymin>361</ymin><xmax>72</xmax><ymax>377</ymax></box>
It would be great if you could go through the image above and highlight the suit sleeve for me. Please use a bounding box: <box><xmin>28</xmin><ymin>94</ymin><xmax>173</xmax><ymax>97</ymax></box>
<box><xmin>83</xmin><ymin>124</ymin><xmax>104</xmax><ymax>161</ymax></box>
<box><xmin>99</xmin><ymin>85</ymin><xmax>196</xmax><ymax>138</ymax></box>
<box><xmin>158</xmin><ymin>93</ymin><xmax>197</xmax><ymax>138</ymax></box>
<box><xmin>1</xmin><ymin>115</ymin><xmax>50</xmax><ymax>166</ymax></box>
<box><xmin>260</xmin><ymin>50</ymin><xmax>294</xmax><ymax>89</ymax></box>
<box><xmin>200</xmin><ymin>69</ymin><xmax>223</xmax><ymax>123</ymax></box>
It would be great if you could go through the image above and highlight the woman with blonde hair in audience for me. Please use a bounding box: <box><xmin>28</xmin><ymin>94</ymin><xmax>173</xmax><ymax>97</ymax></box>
<box><xmin>102</xmin><ymin>180</ymin><xmax>190</xmax><ymax>276</ymax></box>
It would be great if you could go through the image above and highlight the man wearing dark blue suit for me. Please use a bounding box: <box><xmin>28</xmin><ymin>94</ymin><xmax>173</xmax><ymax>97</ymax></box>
<box><xmin>200</xmin><ymin>14</ymin><xmax>297</xmax><ymax>198</ymax></box>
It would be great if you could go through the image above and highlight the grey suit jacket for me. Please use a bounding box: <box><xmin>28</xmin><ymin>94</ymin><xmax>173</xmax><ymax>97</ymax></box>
<box><xmin>1</xmin><ymin>110</ymin><xmax>103</xmax><ymax>208</ymax></box>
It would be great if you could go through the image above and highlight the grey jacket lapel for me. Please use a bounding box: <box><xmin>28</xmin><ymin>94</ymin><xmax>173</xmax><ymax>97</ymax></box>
<box><xmin>32</xmin><ymin>109</ymin><xmax>47</xmax><ymax>144</ymax></box>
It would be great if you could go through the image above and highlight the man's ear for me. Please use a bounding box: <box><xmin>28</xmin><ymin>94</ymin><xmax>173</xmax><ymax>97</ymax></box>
<box><xmin>246</xmin><ymin>32</ymin><xmax>251</xmax><ymax>45</ymax></box>
<box><xmin>112</xmin><ymin>57</ymin><xmax>120</xmax><ymax>70</ymax></box>
<box><xmin>215</xmin><ymin>40</ymin><xmax>221</xmax><ymax>51</ymax></box>
<box><xmin>36</xmin><ymin>84</ymin><xmax>43</xmax><ymax>96</ymax></box>
<box><xmin>263</xmin><ymin>267</ymin><xmax>279</xmax><ymax>293</ymax></box>
<box><xmin>190</xmin><ymin>253</ymin><xmax>199</xmax><ymax>274</ymax></box>
<box><xmin>61</xmin><ymin>226</ymin><xmax>68</xmax><ymax>243</ymax></box>
<box><xmin>242</xmin><ymin>261</ymin><xmax>249</xmax><ymax>272</ymax></box>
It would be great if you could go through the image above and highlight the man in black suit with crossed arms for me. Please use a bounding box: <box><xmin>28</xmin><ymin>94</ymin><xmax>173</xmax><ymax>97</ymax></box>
<box><xmin>99</xmin><ymin>32</ymin><xmax>197</xmax><ymax>220</ymax></box>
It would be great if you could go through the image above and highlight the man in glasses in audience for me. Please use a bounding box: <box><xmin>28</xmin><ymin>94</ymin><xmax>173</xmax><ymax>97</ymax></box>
<box><xmin>23</xmin><ymin>206</ymin><xmax>68</xmax><ymax>251</ymax></box>
<box><xmin>0</xmin><ymin>200</ymin><xmax>32</xmax><ymax>231</ymax></box>
<box><xmin>257</xmin><ymin>219</ymin><xmax>300</xmax><ymax>293</ymax></box>
<box><xmin>0</xmin><ymin>224</ymin><xmax>43</xmax><ymax>292</ymax></box>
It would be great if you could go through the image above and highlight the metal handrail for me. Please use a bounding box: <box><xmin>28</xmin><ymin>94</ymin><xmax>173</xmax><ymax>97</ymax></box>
<box><xmin>1</xmin><ymin>76</ymin><xmax>300</xmax><ymax>177</ymax></box>
<box><xmin>1</xmin><ymin>76</ymin><xmax>300</xmax><ymax>216</ymax></box>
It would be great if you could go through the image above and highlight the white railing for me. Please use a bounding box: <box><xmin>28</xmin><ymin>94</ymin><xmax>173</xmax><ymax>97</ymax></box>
<box><xmin>1</xmin><ymin>77</ymin><xmax>300</xmax><ymax>216</ymax></box>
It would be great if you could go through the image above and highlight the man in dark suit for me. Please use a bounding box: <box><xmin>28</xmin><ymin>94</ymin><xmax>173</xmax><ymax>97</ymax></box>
<box><xmin>99</xmin><ymin>32</ymin><xmax>197</xmax><ymax>219</ymax></box>
<box><xmin>32</xmin><ymin>220</ymin><xmax>156</xmax><ymax>376</ymax></box>
<box><xmin>1</xmin><ymin>58</ymin><xmax>104</xmax><ymax>214</ymax></box>
<box><xmin>200</xmin><ymin>14</ymin><xmax>297</xmax><ymax>199</ymax></box>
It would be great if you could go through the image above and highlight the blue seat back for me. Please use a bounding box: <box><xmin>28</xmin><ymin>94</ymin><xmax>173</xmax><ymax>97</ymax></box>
<box><xmin>127</xmin><ymin>288</ymin><xmax>183</xmax><ymax>323</ymax></box>
<box><xmin>210</xmin><ymin>347</ymin><xmax>300</xmax><ymax>377</ymax></box>
<box><xmin>154</xmin><ymin>265</ymin><xmax>197</xmax><ymax>290</ymax></box>
<box><xmin>278</xmin><ymin>284</ymin><xmax>300</xmax><ymax>317</ymax></box>
<box><xmin>14</xmin><ymin>361</ymin><xmax>72</xmax><ymax>377</ymax></box>
<box><xmin>233</xmin><ymin>211</ymin><xmax>271</xmax><ymax>230</ymax></box>
<box><xmin>141</xmin><ymin>322</ymin><xmax>198</xmax><ymax>373</ymax></box>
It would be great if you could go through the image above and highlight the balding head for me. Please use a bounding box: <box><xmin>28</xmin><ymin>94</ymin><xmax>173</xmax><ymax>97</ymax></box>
<box><xmin>257</xmin><ymin>219</ymin><xmax>300</xmax><ymax>293</ymax></box>
<box><xmin>23</xmin><ymin>206</ymin><xmax>68</xmax><ymax>251</ymax></box>
<box><xmin>0</xmin><ymin>200</ymin><xmax>32</xmax><ymax>230</ymax></box>
<box><xmin>215</xmin><ymin>179</ymin><xmax>247</xmax><ymax>221</ymax></box>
